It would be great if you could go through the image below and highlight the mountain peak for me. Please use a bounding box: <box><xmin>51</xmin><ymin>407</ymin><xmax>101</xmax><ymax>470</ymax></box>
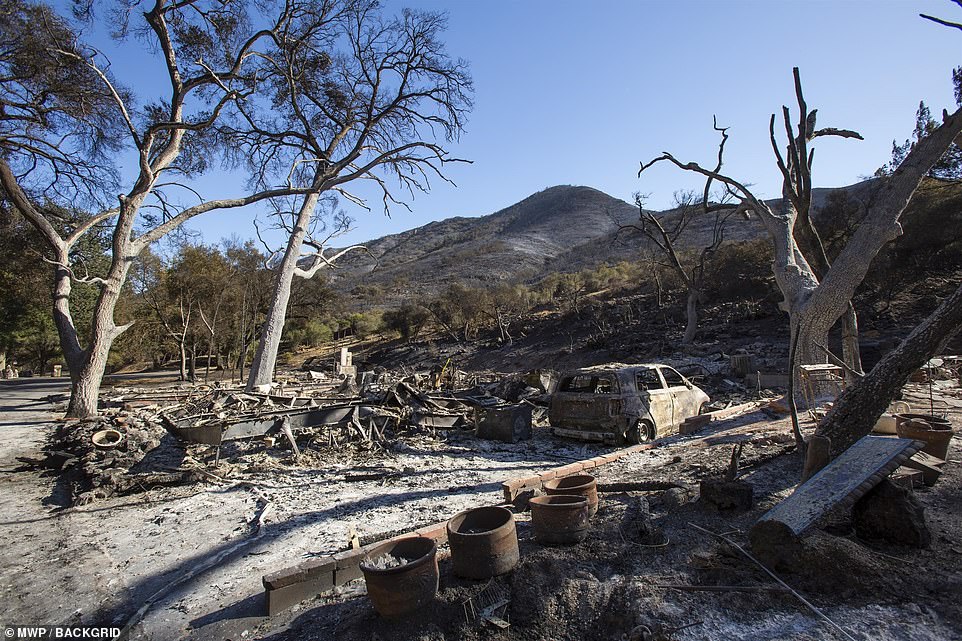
<box><xmin>332</xmin><ymin>184</ymin><xmax>761</xmax><ymax>305</ymax></box>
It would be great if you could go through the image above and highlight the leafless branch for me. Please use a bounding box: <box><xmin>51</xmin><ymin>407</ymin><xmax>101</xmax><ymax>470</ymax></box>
<box><xmin>39</xmin><ymin>254</ymin><xmax>107</xmax><ymax>287</ymax></box>
<box><xmin>920</xmin><ymin>13</ymin><xmax>962</xmax><ymax>31</ymax></box>
<box><xmin>812</xmin><ymin>128</ymin><xmax>863</xmax><ymax>140</ymax></box>
<box><xmin>293</xmin><ymin>244</ymin><xmax>373</xmax><ymax>279</ymax></box>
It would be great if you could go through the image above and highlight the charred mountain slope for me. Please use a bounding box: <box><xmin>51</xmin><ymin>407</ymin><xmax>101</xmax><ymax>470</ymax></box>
<box><xmin>332</xmin><ymin>179</ymin><xmax>962</xmax><ymax>307</ymax></box>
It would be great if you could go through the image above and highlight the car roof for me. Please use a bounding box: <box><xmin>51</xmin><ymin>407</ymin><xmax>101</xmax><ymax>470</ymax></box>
<box><xmin>562</xmin><ymin>363</ymin><xmax>665</xmax><ymax>376</ymax></box>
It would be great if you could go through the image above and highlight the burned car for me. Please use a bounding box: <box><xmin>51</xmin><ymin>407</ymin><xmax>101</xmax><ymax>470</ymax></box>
<box><xmin>548</xmin><ymin>363</ymin><xmax>710</xmax><ymax>443</ymax></box>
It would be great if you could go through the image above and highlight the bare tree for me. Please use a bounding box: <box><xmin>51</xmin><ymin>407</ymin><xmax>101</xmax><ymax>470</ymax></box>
<box><xmin>233</xmin><ymin>0</ymin><xmax>473</xmax><ymax>390</ymax></box>
<box><xmin>624</xmin><ymin>122</ymin><xmax>745</xmax><ymax>344</ymax></box>
<box><xmin>0</xmin><ymin>0</ymin><xmax>319</xmax><ymax>417</ymax></box>
<box><xmin>812</xmin><ymin>1</ymin><xmax>962</xmax><ymax>456</ymax></box>
<box><xmin>639</xmin><ymin>68</ymin><xmax>962</xmax><ymax>423</ymax></box>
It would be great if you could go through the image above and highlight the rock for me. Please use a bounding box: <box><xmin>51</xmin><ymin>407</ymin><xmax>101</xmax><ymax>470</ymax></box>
<box><xmin>659</xmin><ymin>487</ymin><xmax>692</xmax><ymax>511</ymax></box>
<box><xmin>699</xmin><ymin>478</ymin><xmax>753</xmax><ymax>512</ymax></box>
<box><xmin>853</xmin><ymin>479</ymin><xmax>931</xmax><ymax>548</ymax></box>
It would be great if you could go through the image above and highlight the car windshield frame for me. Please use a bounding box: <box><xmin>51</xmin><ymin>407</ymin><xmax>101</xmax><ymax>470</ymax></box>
<box><xmin>659</xmin><ymin>366</ymin><xmax>688</xmax><ymax>388</ymax></box>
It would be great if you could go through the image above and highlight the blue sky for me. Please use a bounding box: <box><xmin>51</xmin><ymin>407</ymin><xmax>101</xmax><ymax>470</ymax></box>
<box><xmin>74</xmin><ymin>0</ymin><xmax>962</xmax><ymax>248</ymax></box>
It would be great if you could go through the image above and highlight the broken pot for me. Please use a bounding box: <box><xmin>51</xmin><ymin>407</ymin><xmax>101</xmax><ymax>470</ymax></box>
<box><xmin>360</xmin><ymin>537</ymin><xmax>438</xmax><ymax>617</ymax></box>
<box><xmin>529</xmin><ymin>494</ymin><xmax>590</xmax><ymax>545</ymax></box>
<box><xmin>543</xmin><ymin>474</ymin><xmax>599</xmax><ymax>517</ymax></box>
<box><xmin>447</xmin><ymin>506</ymin><xmax>520</xmax><ymax>579</ymax></box>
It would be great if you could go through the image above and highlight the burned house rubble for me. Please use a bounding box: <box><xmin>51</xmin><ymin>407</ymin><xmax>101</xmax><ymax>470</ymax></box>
<box><xmin>49</xmin><ymin>358</ymin><xmax>559</xmax><ymax>505</ymax></box>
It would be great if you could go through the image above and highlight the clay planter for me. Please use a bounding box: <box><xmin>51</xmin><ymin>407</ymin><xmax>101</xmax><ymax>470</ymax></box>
<box><xmin>894</xmin><ymin>413</ymin><xmax>952</xmax><ymax>431</ymax></box>
<box><xmin>896</xmin><ymin>417</ymin><xmax>954</xmax><ymax>461</ymax></box>
<box><xmin>360</xmin><ymin>537</ymin><xmax>438</xmax><ymax>617</ymax></box>
<box><xmin>543</xmin><ymin>474</ymin><xmax>599</xmax><ymax>517</ymax></box>
<box><xmin>447</xmin><ymin>506</ymin><xmax>520</xmax><ymax>579</ymax></box>
<box><xmin>529</xmin><ymin>494</ymin><xmax>590</xmax><ymax>545</ymax></box>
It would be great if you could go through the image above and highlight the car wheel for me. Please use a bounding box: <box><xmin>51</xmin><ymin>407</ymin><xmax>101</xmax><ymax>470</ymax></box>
<box><xmin>626</xmin><ymin>420</ymin><xmax>655</xmax><ymax>444</ymax></box>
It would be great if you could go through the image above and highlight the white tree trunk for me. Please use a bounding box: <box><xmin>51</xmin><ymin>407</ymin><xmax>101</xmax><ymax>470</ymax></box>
<box><xmin>178</xmin><ymin>341</ymin><xmax>188</xmax><ymax>382</ymax></box>
<box><xmin>246</xmin><ymin>189</ymin><xmax>323</xmax><ymax>391</ymax></box>
<box><xmin>64</xmin><ymin>272</ymin><xmax>130</xmax><ymax>418</ymax></box>
<box><xmin>760</xmin><ymin>108</ymin><xmax>962</xmax><ymax>386</ymax></box>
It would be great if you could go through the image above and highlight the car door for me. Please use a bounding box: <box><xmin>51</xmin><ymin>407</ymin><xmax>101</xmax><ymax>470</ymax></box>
<box><xmin>635</xmin><ymin>367</ymin><xmax>672</xmax><ymax>433</ymax></box>
<box><xmin>660</xmin><ymin>366</ymin><xmax>697</xmax><ymax>428</ymax></box>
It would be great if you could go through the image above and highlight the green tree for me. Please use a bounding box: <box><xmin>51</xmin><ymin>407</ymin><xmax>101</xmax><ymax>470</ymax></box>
<box><xmin>10</xmin><ymin>308</ymin><xmax>59</xmax><ymax>374</ymax></box>
<box><xmin>382</xmin><ymin>304</ymin><xmax>430</xmax><ymax>342</ymax></box>
<box><xmin>877</xmin><ymin>97</ymin><xmax>962</xmax><ymax>180</ymax></box>
<box><xmin>0</xmin><ymin>207</ymin><xmax>109</xmax><ymax>373</ymax></box>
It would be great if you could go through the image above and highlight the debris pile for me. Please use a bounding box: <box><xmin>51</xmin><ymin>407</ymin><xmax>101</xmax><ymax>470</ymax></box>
<box><xmin>45</xmin><ymin>366</ymin><xmax>554</xmax><ymax>505</ymax></box>
<box><xmin>45</xmin><ymin>410</ymin><xmax>188</xmax><ymax>505</ymax></box>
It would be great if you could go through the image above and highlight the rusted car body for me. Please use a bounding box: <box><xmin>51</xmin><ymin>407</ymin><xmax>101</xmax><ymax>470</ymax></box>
<box><xmin>548</xmin><ymin>363</ymin><xmax>709</xmax><ymax>443</ymax></box>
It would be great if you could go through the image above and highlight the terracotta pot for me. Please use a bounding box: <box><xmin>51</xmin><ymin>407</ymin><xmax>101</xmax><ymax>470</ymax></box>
<box><xmin>529</xmin><ymin>494</ymin><xmax>590</xmax><ymax>545</ymax></box>
<box><xmin>543</xmin><ymin>474</ymin><xmax>599</xmax><ymax>517</ymax></box>
<box><xmin>896</xmin><ymin>417</ymin><xmax>954</xmax><ymax>460</ymax></box>
<box><xmin>894</xmin><ymin>413</ymin><xmax>952</xmax><ymax>431</ymax></box>
<box><xmin>360</xmin><ymin>537</ymin><xmax>438</xmax><ymax>617</ymax></box>
<box><xmin>447</xmin><ymin>506</ymin><xmax>519</xmax><ymax>579</ymax></box>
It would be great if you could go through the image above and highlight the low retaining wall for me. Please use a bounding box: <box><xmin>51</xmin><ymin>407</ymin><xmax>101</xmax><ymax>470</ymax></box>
<box><xmin>500</xmin><ymin>443</ymin><xmax>656</xmax><ymax>503</ymax></box>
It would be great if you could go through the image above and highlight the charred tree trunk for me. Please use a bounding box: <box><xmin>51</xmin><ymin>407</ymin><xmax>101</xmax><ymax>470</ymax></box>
<box><xmin>654</xmin><ymin>271</ymin><xmax>663</xmax><ymax>308</ymax></box>
<box><xmin>683</xmin><ymin>288</ymin><xmax>700</xmax><ymax>345</ymax></box>
<box><xmin>816</xmin><ymin>281</ymin><xmax>962</xmax><ymax>457</ymax></box>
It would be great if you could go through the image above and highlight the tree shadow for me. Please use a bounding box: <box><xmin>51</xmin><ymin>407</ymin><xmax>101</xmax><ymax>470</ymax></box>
<box><xmin>0</xmin><ymin>492</ymin><xmax>189</xmax><ymax>525</ymax></box>
<box><xmin>188</xmin><ymin>592</ymin><xmax>265</xmax><ymax>630</ymax></box>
